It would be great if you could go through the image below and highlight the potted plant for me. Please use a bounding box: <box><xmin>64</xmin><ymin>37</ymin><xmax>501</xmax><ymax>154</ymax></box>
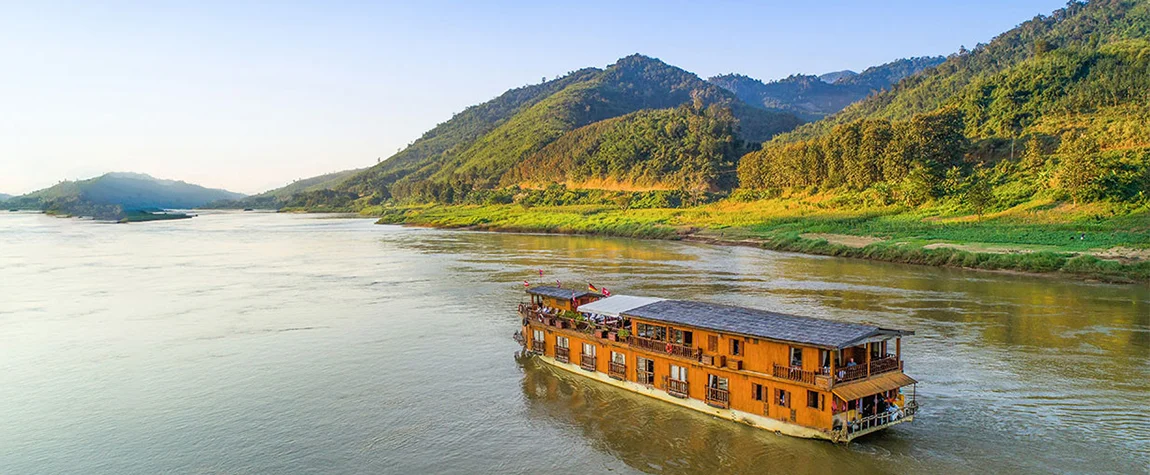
<box><xmin>617</xmin><ymin>328</ymin><xmax>631</xmax><ymax>341</ymax></box>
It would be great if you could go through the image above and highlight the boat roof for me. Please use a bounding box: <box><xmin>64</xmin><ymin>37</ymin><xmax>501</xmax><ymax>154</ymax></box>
<box><xmin>526</xmin><ymin>285</ymin><xmax>603</xmax><ymax>300</ymax></box>
<box><xmin>576</xmin><ymin>295</ymin><xmax>665</xmax><ymax>318</ymax></box>
<box><xmin>622</xmin><ymin>299</ymin><xmax>912</xmax><ymax>349</ymax></box>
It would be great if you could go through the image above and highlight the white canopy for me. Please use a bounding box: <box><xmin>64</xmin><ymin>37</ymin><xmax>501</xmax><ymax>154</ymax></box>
<box><xmin>577</xmin><ymin>295</ymin><xmax>665</xmax><ymax>318</ymax></box>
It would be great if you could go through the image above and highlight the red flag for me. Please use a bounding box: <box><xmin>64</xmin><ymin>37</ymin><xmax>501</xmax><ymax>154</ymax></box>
<box><xmin>588</xmin><ymin>283</ymin><xmax>598</xmax><ymax>292</ymax></box>
<box><xmin>602</xmin><ymin>287</ymin><xmax>611</xmax><ymax>296</ymax></box>
<box><xmin>523</xmin><ymin>280</ymin><xmax>530</xmax><ymax>288</ymax></box>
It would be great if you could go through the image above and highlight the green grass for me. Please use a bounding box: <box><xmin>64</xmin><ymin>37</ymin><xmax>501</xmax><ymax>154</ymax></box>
<box><xmin>365</xmin><ymin>197</ymin><xmax>1150</xmax><ymax>283</ymax></box>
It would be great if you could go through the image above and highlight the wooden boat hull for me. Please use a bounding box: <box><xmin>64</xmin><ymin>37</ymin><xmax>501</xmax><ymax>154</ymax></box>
<box><xmin>532</xmin><ymin>352</ymin><xmax>914</xmax><ymax>443</ymax></box>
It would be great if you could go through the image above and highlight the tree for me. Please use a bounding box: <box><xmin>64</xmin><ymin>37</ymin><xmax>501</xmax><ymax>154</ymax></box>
<box><xmin>1056</xmin><ymin>132</ymin><xmax>1102</xmax><ymax>203</ymax></box>
<box><xmin>1022</xmin><ymin>135</ymin><xmax>1046</xmax><ymax>174</ymax></box>
<box><xmin>965</xmin><ymin>168</ymin><xmax>994</xmax><ymax>220</ymax></box>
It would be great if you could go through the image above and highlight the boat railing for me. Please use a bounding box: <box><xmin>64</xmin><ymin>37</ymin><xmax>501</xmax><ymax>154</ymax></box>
<box><xmin>555</xmin><ymin>346</ymin><xmax>570</xmax><ymax>363</ymax></box>
<box><xmin>580</xmin><ymin>354</ymin><xmax>596</xmax><ymax>371</ymax></box>
<box><xmin>773</xmin><ymin>364</ymin><xmax>818</xmax><ymax>385</ymax></box>
<box><xmin>608</xmin><ymin>361</ymin><xmax>627</xmax><ymax>380</ymax></box>
<box><xmin>705</xmin><ymin>386</ymin><xmax>730</xmax><ymax>409</ymax></box>
<box><xmin>530</xmin><ymin>340</ymin><xmax>545</xmax><ymax>354</ymax></box>
<box><xmin>667</xmin><ymin>378</ymin><xmax>689</xmax><ymax>398</ymax></box>
<box><xmin>834</xmin><ymin>356</ymin><xmax>901</xmax><ymax>384</ymax></box>
<box><xmin>628</xmin><ymin>336</ymin><xmax>701</xmax><ymax>361</ymax></box>
<box><xmin>841</xmin><ymin>400</ymin><xmax>918</xmax><ymax>439</ymax></box>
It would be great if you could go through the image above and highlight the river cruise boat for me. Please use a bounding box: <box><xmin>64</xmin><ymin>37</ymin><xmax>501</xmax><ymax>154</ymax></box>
<box><xmin>518</xmin><ymin>286</ymin><xmax>919</xmax><ymax>443</ymax></box>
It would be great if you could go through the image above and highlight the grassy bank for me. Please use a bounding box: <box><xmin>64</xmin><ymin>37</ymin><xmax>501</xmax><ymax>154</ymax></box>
<box><xmin>366</xmin><ymin>197</ymin><xmax>1150</xmax><ymax>283</ymax></box>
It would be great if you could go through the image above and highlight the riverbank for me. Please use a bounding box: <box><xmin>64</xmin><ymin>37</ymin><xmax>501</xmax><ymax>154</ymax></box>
<box><xmin>368</xmin><ymin>199</ymin><xmax>1150</xmax><ymax>283</ymax></box>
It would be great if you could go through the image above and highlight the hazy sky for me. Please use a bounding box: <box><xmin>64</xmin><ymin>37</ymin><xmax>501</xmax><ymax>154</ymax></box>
<box><xmin>0</xmin><ymin>0</ymin><xmax>1065</xmax><ymax>195</ymax></box>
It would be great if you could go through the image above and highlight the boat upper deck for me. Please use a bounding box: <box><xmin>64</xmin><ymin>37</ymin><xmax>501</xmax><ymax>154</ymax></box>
<box><xmin>621</xmin><ymin>299</ymin><xmax>912</xmax><ymax>350</ymax></box>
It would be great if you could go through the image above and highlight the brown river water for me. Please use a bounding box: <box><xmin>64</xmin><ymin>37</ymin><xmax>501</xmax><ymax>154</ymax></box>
<box><xmin>0</xmin><ymin>212</ymin><xmax>1146</xmax><ymax>474</ymax></box>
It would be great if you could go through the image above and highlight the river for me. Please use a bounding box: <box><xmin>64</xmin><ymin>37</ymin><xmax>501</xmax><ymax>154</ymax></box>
<box><xmin>0</xmin><ymin>212</ymin><xmax>1146</xmax><ymax>474</ymax></box>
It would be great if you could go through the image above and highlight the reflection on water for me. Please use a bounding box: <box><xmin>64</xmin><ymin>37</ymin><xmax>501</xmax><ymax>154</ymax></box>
<box><xmin>0</xmin><ymin>212</ymin><xmax>1146</xmax><ymax>474</ymax></box>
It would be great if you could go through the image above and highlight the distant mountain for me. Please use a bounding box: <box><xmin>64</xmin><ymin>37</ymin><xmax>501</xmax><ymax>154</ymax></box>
<box><xmin>6</xmin><ymin>172</ymin><xmax>244</xmax><ymax>219</ymax></box>
<box><xmin>335</xmin><ymin>54</ymin><xmax>801</xmax><ymax>203</ymax></box>
<box><xmin>207</xmin><ymin>168</ymin><xmax>364</xmax><ymax>209</ymax></box>
<box><xmin>0</xmin><ymin>193</ymin><xmax>11</xmax><ymax>201</ymax></box>
<box><xmin>818</xmin><ymin>70</ymin><xmax>857</xmax><ymax>83</ymax></box>
<box><xmin>708</xmin><ymin>56</ymin><xmax>945</xmax><ymax>120</ymax></box>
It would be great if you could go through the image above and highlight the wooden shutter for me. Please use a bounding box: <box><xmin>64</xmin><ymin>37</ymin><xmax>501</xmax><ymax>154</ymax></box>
<box><xmin>707</xmin><ymin>335</ymin><xmax>718</xmax><ymax>352</ymax></box>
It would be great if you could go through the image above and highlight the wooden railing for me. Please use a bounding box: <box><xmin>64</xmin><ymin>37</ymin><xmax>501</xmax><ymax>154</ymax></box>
<box><xmin>773</xmin><ymin>364</ymin><xmax>818</xmax><ymax>385</ymax></box>
<box><xmin>555</xmin><ymin>346</ymin><xmax>570</xmax><ymax>363</ymax></box>
<box><xmin>667</xmin><ymin>379</ymin><xmax>689</xmax><ymax>398</ymax></box>
<box><xmin>608</xmin><ymin>362</ymin><xmax>626</xmax><ymax>380</ymax></box>
<box><xmin>531</xmin><ymin>340</ymin><xmax>545</xmax><ymax>353</ymax></box>
<box><xmin>870</xmin><ymin>356</ymin><xmax>900</xmax><ymax>375</ymax></box>
<box><xmin>705</xmin><ymin>387</ymin><xmax>730</xmax><ymax>409</ymax></box>
<box><xmin>580</xmin><ymin>354</ymin><xmax>596</xmax><ymax>371</ymax></box>
<box><xmin>627</xmin><ymin>336</ymin><xmax>701</xmax><ymax>361</ymax></box>
<box><xmin>842</xmin><ymin>400</ymin><xmax>918</xmax><ymax>438</ymax></box>
<box><xmin>834</xmin><ymin>356</ymin><xmax>901</xmax><ymax>384</ymax></box>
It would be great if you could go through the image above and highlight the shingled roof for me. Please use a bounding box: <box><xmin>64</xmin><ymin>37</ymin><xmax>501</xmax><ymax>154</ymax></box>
<box><xmin>622</xmin><ymin>300</ymin><xmax>910</xmax><ymax>349</ymax></box>
<box><xmin>527</xmin><ymin>285</ymin><xmax>603</xmax><ymax>300</ymax></box>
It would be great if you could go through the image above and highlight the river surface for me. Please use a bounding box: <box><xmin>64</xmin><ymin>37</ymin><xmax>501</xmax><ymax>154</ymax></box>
<box><xmin>0</xmin><ymin>212</ymin><xmax>1147</xmax><ymax>474</ymax></box>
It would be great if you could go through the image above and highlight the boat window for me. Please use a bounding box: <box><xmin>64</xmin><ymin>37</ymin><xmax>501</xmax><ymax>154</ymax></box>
<box><xmin>707</xmin><ymin>335</ymin><xmax>718</xmax><ymax>352</ymax></box>
<box><xmin>807</xmin><ymin>390</ymin><xmax>821</xmax><ymax>409</ymax></box>
<box><xmin>637</xmin><ymin>357</ymin><xmax>655</xmax><ymax>385</ymax></box>
<box><xmin>707</xmin><ymin>374</ymin><xmax>728</xmax><ymax>390</ymax></box>
<box><xmin>637</xmin><ymin>323</ymin><xmax>666</xmax><ymax>341</ymax></box>
<box><xmin>776</xmin><ymin>389</ymin><xmax>790</xmax><ymax>408</ymax></box>
<box><xmin>611</xmin><ymin>351</ymin><xmax>626</xmax><ymax>364</ymax></box>
<box><xmin>819</xmin><ymin>349</ymin><xmax>830</xmax><ymax>373</ymax></box>
<box><xmin>556</xmin><ymin>336</ymin><xmax>569</xmax><ymax>349</ymax></box>
<box><xmin>670</xmin><ymin>364</ymin><xmax>687</xmax><ymax>382</ymax></box>
<box><xmin>532</xmin><ymin>329</ymin><xmax>544</xmax><ymax>342</ymax></box>
<box><xmin>752</xmin><ymin>383</ymin><xmax>764</xmax><ymax>401</ymax></box>
<box><xmin>790</xmin><ymin>347</ymin><xmax>803</xmax><ymax>368</ymax></box>
<box><xmin>670</xmin><ymin>329</ymin><xmax>693</xmax><ymax>347</ymax></box>
<box><xmin>582</xmin><ymin>342</ymin><xmax>596</xmax><ymax>357</ymax></box>
<box><xmin>731</xmin><ymin>339</ymin><xmax>743</xmax><ymax>356</ymax></box>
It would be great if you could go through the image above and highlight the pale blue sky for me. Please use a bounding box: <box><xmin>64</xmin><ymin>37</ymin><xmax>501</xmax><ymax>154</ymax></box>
<box><xmin>0</xmin><ymin>1</ymin><xmax>1065</xmax><ymax>195</ymax></box>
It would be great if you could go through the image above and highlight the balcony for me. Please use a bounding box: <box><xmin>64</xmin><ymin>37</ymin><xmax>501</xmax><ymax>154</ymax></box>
<box><xmin>834</xmin><ymin>356</ymin><xmax>901</xmax><ymax>384</ymax></box>
<box><xmin>608</xmin><ymin>361</ymin><xmax>627</xmax><ymax>380</ymax></box>
<box><xmin>773</xmin><ymin>364</ymin><xmax>818</xmax><ymax>385</ymax></box>
<box><xmin>531</xmin><ymin>340</ymin><xmax>545</xmax><ymax>354</ymax></box>
<box><xmin>705</xmin><ymin>387</ymin><xmax>730</xmax><ymax>409</ymax></box>
<box><xmin>636</xmin><ymin>368</ymin><xmax>655</xmax><ymax>386</ymax></box>
<box><xmin>839</xmin><ymin>400</ymin><xmax>918</xmax><ymax>441</ymax></box>
<box><xmin>667</xmin><ymin>379</ymin><xmax>689</xmax><ymax>398</ymax></box>
<box><xmin>580</xmin><ymin>354</ymin><xmax>596</xmax><ymax>372</ymax></box>
<box><xmin>555</xmin><ymin>346</ymin><xmax>570</xmax><ymax>363</ymax></box>
<box><xmin>628</xmin><ymin>336</ymin><xmax>702</xmax><ymax>361</ymax></box>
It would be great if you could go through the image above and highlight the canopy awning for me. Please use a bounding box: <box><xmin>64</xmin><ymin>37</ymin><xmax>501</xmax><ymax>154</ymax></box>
<box><xmin>832</xmin><ymin>372</ymin><xmax>918</xmax><ymax>401</ymax></box>
<box><xmin>576</xmin><ymin>295</ymin><xmax>665</xmax><ymax>318</ymax></box>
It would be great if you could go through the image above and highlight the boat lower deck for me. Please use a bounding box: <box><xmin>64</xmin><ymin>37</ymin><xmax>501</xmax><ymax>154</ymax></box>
<box><xmin>530</xmin><ymin>350</ymin><xmax>913</xmax><ymax>443</ymax></box>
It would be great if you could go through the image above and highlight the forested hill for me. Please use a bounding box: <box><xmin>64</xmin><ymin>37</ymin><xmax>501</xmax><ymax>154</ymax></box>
<box><xmin>509</xmin><ymin>104</ymin><xmax>748</xmax><ymax>192</ymax></box>
<box><xmin>330</xmin><ymin>54</ymin><xmax>801</xmax><ymax>203</ymax></box>
<box><xmin>207</xmin><ymin>168</ymin><xmax>364</xmax><ymax>209</ymax></box>
<box><xmin>708</xmin><ymin>56</ymin><xmax>944</xmax><ymax>120</ymax></box>
<box><xmin>740</xmin><ymin>0</ymin><xmax>1149</xmax><ymax>206</ymax></box>
<box><xmin>6</xmin><ymin>172</ymin><xmax>244</xmax><ymax>219</ymax></box>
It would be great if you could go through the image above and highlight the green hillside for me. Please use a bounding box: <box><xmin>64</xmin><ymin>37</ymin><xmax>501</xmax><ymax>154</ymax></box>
<box><xmin>7</xmin><ymin>172</ymin><xmax>244</xmax><ymax>220</ymax></box>
<box><xmin>340</xmin><ymin>54</ymin><xmax>800</xmax><ymax>203</ymax></box>
<box><xmin>207</xmin><ymin>168</ymin><xmax>364</xmax><ymax>209</ymax></box>
<box><xmin>509</xmin><ymin>103</ymin><xmax>748</xmax><ymax>192</ymax></box>
<box><xmin>709</xmin><ymin>56</ymin><xmax>944</xmax><ymax>120</ymax></box>
<box><xmin>336</xmin><ymin>69</ymin><xmax>602</xmax><ymax>198</ymax></box>
<box><xmin>740</xmin><ymin>0</ymin><xmax>1150</xmax><ymax>207</ymax></box>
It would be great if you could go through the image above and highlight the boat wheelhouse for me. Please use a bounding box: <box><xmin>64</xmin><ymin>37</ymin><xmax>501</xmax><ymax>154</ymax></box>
<box><xmin>518</xmin><ymin>286</ymin><xmax>918</xmax><ymax>442</ymax></box>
